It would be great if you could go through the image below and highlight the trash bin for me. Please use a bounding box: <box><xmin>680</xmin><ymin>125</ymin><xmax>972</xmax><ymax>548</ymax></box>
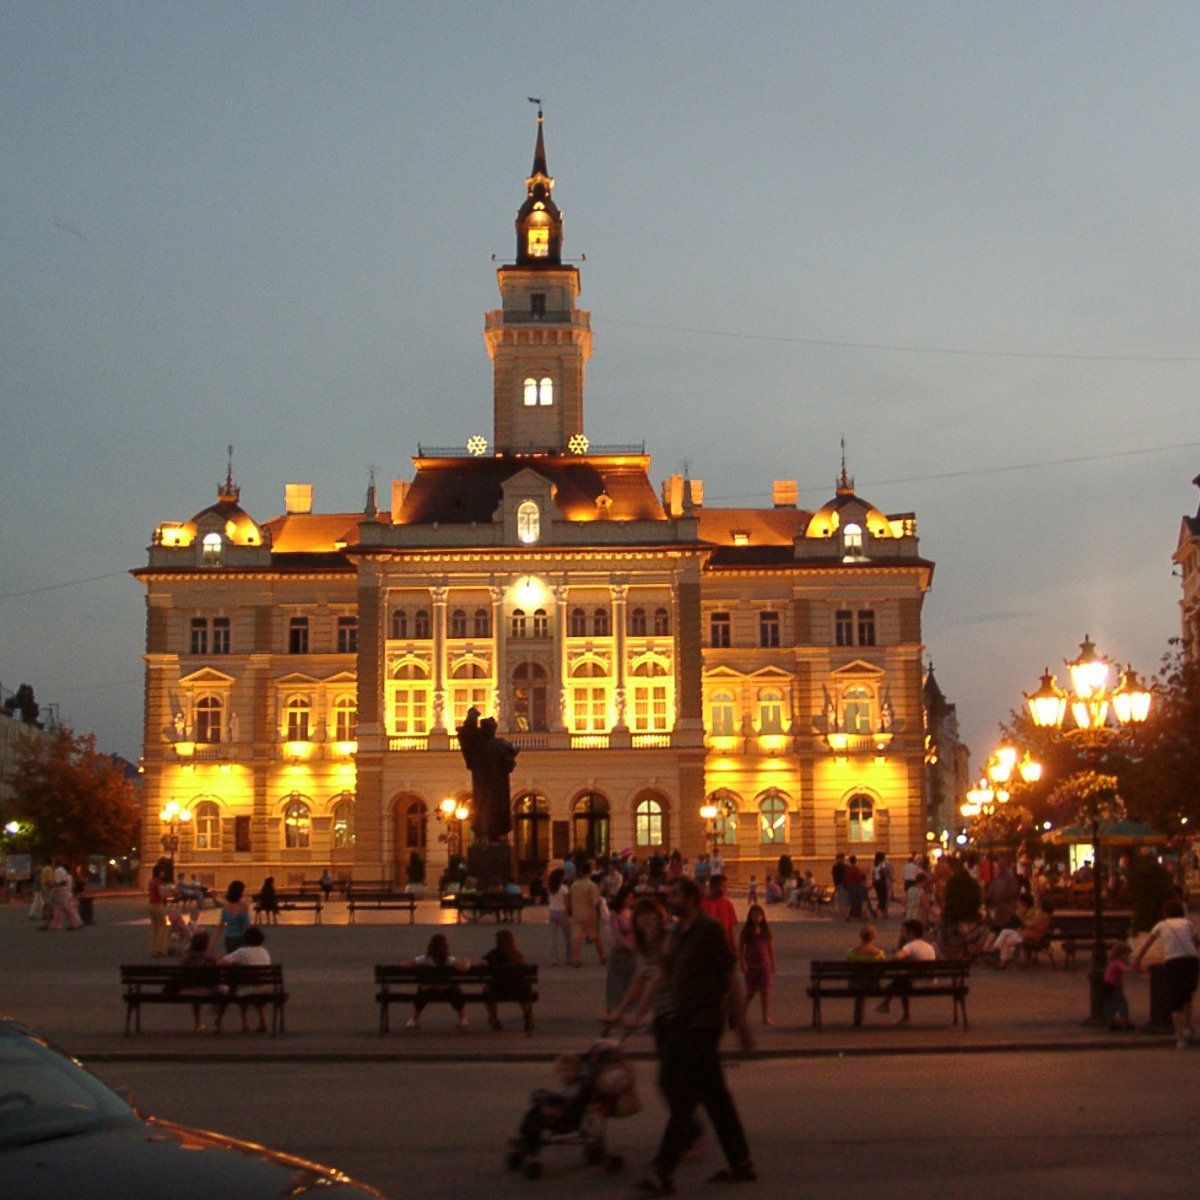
<box><xmin>1145</xmin><ymin>962</ymin><xmax>1174</xmax><ymax>1034</ymax></box>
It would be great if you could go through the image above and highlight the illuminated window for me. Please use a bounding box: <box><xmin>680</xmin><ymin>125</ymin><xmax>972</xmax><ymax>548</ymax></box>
<box><xmin>572</xmin><ymin>685</ymin><xmax>608</xmax><ymax>732</ymax></box>
<box><xmin>212</xmin><ymin>617</ymin><xmax>230</xmax><ymax>654</ymax></box>
<box><xmin>450</xmin><ymin>609</ymin><xmax>467</xmax><ymax>639</ymax></box>
<box><xmin>202</xmin><ymin>532</ymin><xmax>222</xmax><ymax>566</ymax></box>
<box><xmin>190</xmin><ymin>618</ymin><xmax>208</xmax><ymax>655</ymax></box>
<box><xmin>337</xmin><ymin>616</ymin><xmax>358</xmax><ymax>654</ymax></box>
<box><xmin>843</xmin><ymin>523</ymin><xmax>864</xmax><ymax>555</ymax></box>
<box><xmin>572</xmin><ymin>792</ymin><xmax>610</xmax><ymax>860</ymax></box>
<box><xmin>569</xmin><ymin>607</ymin><xmax>587</xmax><ymax>637</ymax></box>
<box><xmin>835</xmin><ymin>610</ymin><xmax>853</xmax><ymax>647</ymax></box>
<box><xmin>710</xmin><ymin>691</ymin><xmax>736</xmax><ymax>736</ymax></box>
<box><xmin>653</xmin><ymin>607</ymin><xmax>671</xmax><ymax>636</ymax></box>
<box><xmin>759</xmin><ymin>611</ymin><xmax>780</xmax><ymax>648</ymax></box>
<box><xmin>630</xmin><ymin>607</ymin><xmax>647</xmax><ymax>636</ymax></box>
<box><xmin>710</xmin><ymin>793</ymin><xmax>739</xmax><ymax>846</ymax></box>
<box><xmin>451</xmin><ymin>661</ymin><xmax>489</xmax><ymax>728</ymax></box>
<box><xmin>857</xmin><ymin>610</ymin><xmax>876</xmax><ymax>646</ymax></box>
<box><xmin>517</xmin><ymin>500</ymin><xmax>540</xmax><ymax>544</ymax></box>
<box><xmin>511</xmin><ymin>608</ymin><xmax>527</xmax><ymax>639</ymax></box>
<box><xmin>632</xmin><ymin>661</ymin><xmax>669</xmax><ymax>733</ymax></box>
<box><xmin>522</xmin><ymin>376</ymin><xmax>553</xmax><ymax>407</ymax></box>
<box><xmin>635</xmin><ymin>797</ymin><xmax>664</xmax><ymax>847</ymax></box>
<box><xmin>195</xmin><ymin>695</ymin><xmax>223</xmax><ymax>744</ymax></box>
<box><xmin>759</xmin><ymin>792</ymin><xmax>787</xmax><ymax>845</ymax></box>
<box><xmin>758</xmin><ymin>689</ymin><xmax>784</xmax><ymax>734</ymax></box>
<box><xmin>512</xmin><ymin>661</ymin><xmax>548</xmax><ymax>732</ymax></box>
<box><xmin>527</xmin><ymin>226</ymin><xmax>549</xmax><ymax>258</ymax></box>
<box><xmin>333</xmin><ymin>696</ymin><xmax>357</xmax><ymax>742</ymax></box>
<box><xmin>473</xmin><ymin>608</ymin><xmax>491</xmax><ymax>638</ymax></box>
<box><xmin>332</xmin><ymin>795</ymin><xmax>356</xmax><ymax>849</ymax></box>
<box><xmin>711</xmin><ymin>611</ymin><xmax>731</xmax><ymax>648</ymax></box>
<box><xmin>194</xmin><ymin>800</ymin><xmax>220</xmax><ymax>851</ymax></box>
<box><xmin>391</xmin><ymin>610</ymin><xmax>408</xmax><ymax>639</ymax></box>
<box><xmin>593</xmin><ymin>607</ymin><xmax>610</xmax><ymax>637</ymax></box>
<box><xmin>532</xmin><ymin>608</ymin><xmax>549</xmax><ymax>638</ymax></box>
<box><xmin>392</xmin><ymin>688</ymin><xmax>429</xmax><ymax>734</ymax></box>
<box><xmin>283</xmin><ymin>797</ymin><xmax>311</xmax><ymax>849</ymax></box>
<box><xmin>285</xmin><ymin>697</ymin><xmax>311</xmax><ymax>741</ymax></box>
<box><xmin>288</xmin><ymin>617</ymin><xmax>309</xmax><ymax>654</ymax></box>
<box><xmin>843</xmin><ymin>686</ymin><xmax>872</xmax><ymax>735</ymax></box>
<box><xmin>414</xmin><ymin>609</ymin><xmax>431</xmax><ymax>639</ymax></box>
<box><xmin>848</xmin><ymin>793</ymin><xmax>875</xmax><ymax>842</ymax></box>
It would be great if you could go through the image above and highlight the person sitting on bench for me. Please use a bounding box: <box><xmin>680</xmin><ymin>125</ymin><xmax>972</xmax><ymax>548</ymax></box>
<box><xmin>875</xmin><ymin>920</ymin><xmax>937</xmax><ymax>1024</ymax></box>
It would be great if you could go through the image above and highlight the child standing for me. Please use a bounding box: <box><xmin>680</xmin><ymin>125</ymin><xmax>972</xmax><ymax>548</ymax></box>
<box><xmin>1104</xmin><ymin>941</ymin><xmax>1135</xmax><ymax>1031</ymax></box>
<box><xmin>746</xmin><ymin>875</ymin><xmax>759</xmax><ymax>907</ymax></box>
<box><xmin>738</xmin><ymin>904</ymin><xmax>777</xmax><ymax>1026</ymax></box>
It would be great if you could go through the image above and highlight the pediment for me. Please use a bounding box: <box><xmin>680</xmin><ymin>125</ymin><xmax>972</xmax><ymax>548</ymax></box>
<box><xmin>178</xmin><ymin>667</ymin><xmax>237</xmax><ymax>686</ymax></box>
<box><xmin>276</xmin><ymin>672</ymin><xmax>321</xmax><ymax>686</ymax></box>
<box><xmin>322</xmin><ymin>670</ymin><xmax>358</xmax><ymax>685</ymax></box>
<box><xmin>830</xmin><ymin>659</ymin><xmax>885</xmax><ymax>679</ymax></box>
<box><xmin>703</xmin><ymin>666</ymin><xmax>746</xmax><ymax>681</ymax></box>
<box><xmin>747</xmin><ymin>665</ymin><xmax>793</xmax><ymax>681</ymax></box>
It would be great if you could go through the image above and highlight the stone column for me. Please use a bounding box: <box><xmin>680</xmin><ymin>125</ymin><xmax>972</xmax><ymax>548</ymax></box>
<box><xmin>610</xmin><ymin>581</ymin><xmax>628</xmax><ymax>729</ymax></box>
<box><xmin>552</xmin><ymin>579</ymin><xmax>570</xmax><ymax>731</ymax></box>
<box><xmin>430</xmin><ymin>582</ymin><xmax>448</xmax><ymax>733</ymax></box>
<box><xmin>490</xmin><ymin>582</ymin><xmax>507</xmax><ymax>728</ymax></box>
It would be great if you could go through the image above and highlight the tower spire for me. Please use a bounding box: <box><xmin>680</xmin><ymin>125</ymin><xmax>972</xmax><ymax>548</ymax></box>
<box><xmin>515</xmin><ymin>102</ymin><xmax>562</xmax><ymax>265</ymax></box>
<box><xmin>219</xmin><ymin>443</ymin><xmax>240</xmax><ymax>503</ymax></box>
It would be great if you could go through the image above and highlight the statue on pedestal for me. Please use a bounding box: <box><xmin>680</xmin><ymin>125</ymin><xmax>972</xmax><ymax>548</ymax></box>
<box><xmin>456</xmin><ymin>707</ymin><xmax>518</xmax><ymax>843</ymax></box>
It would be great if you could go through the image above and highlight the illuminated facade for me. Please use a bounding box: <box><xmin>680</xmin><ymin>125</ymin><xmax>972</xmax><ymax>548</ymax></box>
<box><xmin>133</xmin><ymin>116</ymin><xmax>934</xmax><ymax>888</ymax></box>
<box><xmin>1176</xmin><ymin>474</ymin><xmax>1200</xmax><ymax>657</ymax></box>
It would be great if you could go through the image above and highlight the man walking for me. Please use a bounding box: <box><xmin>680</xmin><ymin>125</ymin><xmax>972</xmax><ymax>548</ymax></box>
<box><xmin>637</xmin><ymin>876</ymin><xmax>755</xmax><ymax>1195</ymax></box>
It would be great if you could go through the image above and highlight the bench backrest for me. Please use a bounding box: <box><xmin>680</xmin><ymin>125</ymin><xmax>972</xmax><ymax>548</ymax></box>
<box><xmin>121</xmin><ymin>963</ymin><xmax>284</xmax><ymax>990</ymax></box>
<box><xmin>1050</xmin><ymin>915</ymin><xmax>1131</xmax><ymax>938</ymax></box>
<box><xmin>810</xmin><ymin>959</ymin><xmax>968</xmax><ymax>980</ymax></box>
<box><xmin>375</xmin><ymin>963</ymin><xmax>538</xmax><ymax>986</ymax></box>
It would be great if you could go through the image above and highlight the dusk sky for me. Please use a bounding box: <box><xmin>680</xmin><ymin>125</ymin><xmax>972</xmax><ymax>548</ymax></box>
<box><xmin>3</xmin><ymin>3</ymin><xmax>1198</xmax><ymax>773</ymax></box>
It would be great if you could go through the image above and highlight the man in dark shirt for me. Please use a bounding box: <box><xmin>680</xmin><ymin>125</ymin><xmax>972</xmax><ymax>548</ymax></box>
<box><xmin>638</xmin><ymin>876</ymin><xmax>755</xmax><ymax>1195</ymax></box>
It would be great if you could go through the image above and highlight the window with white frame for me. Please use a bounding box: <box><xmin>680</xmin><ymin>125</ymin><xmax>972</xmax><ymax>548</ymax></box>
<box><xmin>451</xmin><ymin>661</ymin><xmax>489</xmax><ymax>727</ymax></box>
<box><xmin>635</xmin><ymin>797</ymin><xmax>665</xmax><ymax>847</ymax></box>
<box><xmin>759</xmin><ymin>792</ymin><xmax>787</xmax><ymax>845</ymax></box>
<box><xmin>843</xmin><ymin>685</ymin><xmax>872</xmax><ymax>735</ymax></box>
<box><xmin>532</xmin><ymin>608</ymin><xmax>549</xmax><ymax>638</ymax></box>
<box><xmin>512</xmin><ymin>661</ymin><xmax>548</xmax><ymax>732</ymax></box>
<box><xmin>710</xmin><ymin>690</ymin><xmax>736</xmax><ymax>736</ymax></box>
<box><xmin>201</xmin><ymin>532</ymin><xmax>222</xmax><ymax>565</ymax></box>
<box><xmin>212</xmin><ymin>617</ymin><xmax>230</xmax><ymax>654</ymax></box>
<box><xmin>332</xmin><ymin>794</ymin><xmax>356</xmax><ymax>849</ymax></box>
<box><xmin>517</xmin><ymin>500</ymin><xmax>540</xmax><ymax>544</ymax></box>
<box><xmin>283</xmin><ymin>796</ymin><xmax>311</xmax><ymax>849</ymax></box>
<box><xmin>710</xmin><ymin>792</ymin><xmax>739</xmax><ymax>846</ymax></box>
<box><xmin>193</xmin><ymin>799</ymin><xmax>220</xmax><ymax>850</ymax></box>
<box><xmin>848</xmin><ymin>793</ymin><xmax>875</xmax><ymax>842</ymax></box>
<box><xmin>337</xmin><ymin>616</ymin><xmax>358</xmax><ymax>654</ymax></box>
<box><xmin>522</xmin><ymin>376</ymin><xmax>553</xmax><ymax>406</ymax></box>
<box><xmin>195</xmin><ymin>694</ymin><xmax>223</xmax><ymax>744</ymax></box>
<box><xmin>571</xmin><ymin>661</ymin><xmax>609</xmax><ymax>733</ymax></box>
<box><xmin>449</xmin><ymin>609</ymin><xmax>467</xmax><ymax>639</ymax></box>
<box><xmin>631</xmin><ymin>660</ymin><xmax>669</xmax><ymax>733</ymax></box>
<box><xmin>843</xmin><ymin>523</ymin><xmax>864</xmax><ymax>555</ymax></box>
<box><xmin>758</xmin><ymin>688</ymin><xmax>784</xmax><ymax>735</ymax></box>
<box><xmin>333</xmin><ymin>696</ymin><xmax>357</xmax><ymax>743</ymax></box>
<box><xmin>511</xmin><ymin>608</ymin><xmax>527</xmax><ymax>639</ymax></box>
<box><xmin>285</xmin><ymin>697</ymin><xmax>311</xmax><ymax>741</ymax></box>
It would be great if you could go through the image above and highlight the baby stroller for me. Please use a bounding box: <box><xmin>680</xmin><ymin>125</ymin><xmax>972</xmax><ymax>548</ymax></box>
<box><xmin>165</xmin><ymin>906</ymin><xmax>195</xmax><ymax>956</ymax></box>
<box><xmin>504</xmin><ymin>1033</ymin><xmax>640</xmax><ymax>1181</ymax></box>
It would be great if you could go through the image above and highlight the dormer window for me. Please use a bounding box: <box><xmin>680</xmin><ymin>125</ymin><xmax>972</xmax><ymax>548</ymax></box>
<box><xmin>202</xmin><ymin>532</ymin><xmax>222</xmax><ymax>566</ymax></box>
<box><xmin>843</xmin><ymin>523</ymin><xmax>864</xmax><ymax>556</ymax></box>
<box><xmin>523</xmin><ymin>377</ymin><xmax>553</xmax><ymax>407</ymax></box>
<box><xmin>517</xmin><ymin>500</ymin><xmax>540</xmax><ymax>545</ymax></box>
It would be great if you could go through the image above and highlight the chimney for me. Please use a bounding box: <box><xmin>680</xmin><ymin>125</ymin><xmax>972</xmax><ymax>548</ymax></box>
<box><xmin>391</xmin><ymin>480</ymin><xmax>410</xmax><ymax>523</ymax></box>
<box><xmin>773</xmin><ymin>480</ymin><xmax>798</xmax><ymax>508</ymax></box>
<box><xmin>284</xmin><ymin>484</ymin><xmax>313</xmax><ymax>515</ymax></box>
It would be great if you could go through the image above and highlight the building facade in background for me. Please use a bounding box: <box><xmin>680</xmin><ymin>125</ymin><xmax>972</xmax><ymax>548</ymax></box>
<box><xmin>133</xmin><ymin>119</ymin><xmax>936</xmax><ymax>889</ymax></box>
<box><xmin>1175</xmin><ymin>474</ymin><xmax>1200</xmax><ymax>656</ymax></box>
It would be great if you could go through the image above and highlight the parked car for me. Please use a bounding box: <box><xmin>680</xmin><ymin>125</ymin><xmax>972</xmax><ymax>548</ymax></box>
<box><xmin>0</xmin><ymin>1016</ymin><xmax>385</xmax><ymax>1198</ymax></box>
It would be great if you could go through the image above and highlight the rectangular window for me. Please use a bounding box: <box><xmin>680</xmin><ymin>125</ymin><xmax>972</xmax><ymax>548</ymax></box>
<box><xmin>211</xmin><ymin>617</ymin><xmax>230</xmax><ymax>654</ymax></box>
<box><xmin>835</xmin><ymin>610</ymin><xmax>853</xmax><ymax>647</ymax></box>
<box><xmin>857</xmin><ymin>610</ymin><xmax>876</xmax><ymax>647</ymax></box>
<box><xmin>234</xmin><ymin>815</ymin><xmax>252</xmax><ymax>853</ymax></box>
<box><xmin>337</xmin><ymin>617</ymin><xmax>358</xmax><ymax>654</ymax></box>
<box><xmin>393</xmin><ymin>689</ymin><xmax>429</xmax><ymax>734</ymax></box>
<box><xmin>710</xmin><ymin>611</ymin><xmax>731</xmax><ymax>648</ymax></box>
<box><xmin>759</xmin><ymin>611</ymin><xmax>780</xmax><ymax>648</ymax></box>
<box><xmin>572</xmin><ymin>686</ymin><xmax>608</xmax><ymax>733</ymax></box>
<box><xmin>531</xmin><ymin>292</ymin><xmax>546</xmax><ymax>317</ymax></box>
<box><xmin>633</xmin><ymin>685</ymin><xmax>669</xmax><ymax>732</ymax></box>
<box><xmin>288</xmin><ymin>616</ymin><xmax>309</xmax><ymax>654</ymax></box>
<box><xmin>452</xmin><ymin>686</ymin><xmax>490</xmax><ymax>729</ymax></box>
<box><xmin>190</xmin><ymin>618</ymin><xmax>207</xmax><ymax>656</ymax></box>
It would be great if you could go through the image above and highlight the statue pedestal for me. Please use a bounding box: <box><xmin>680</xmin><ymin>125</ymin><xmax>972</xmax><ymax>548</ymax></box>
<box><xmin>467</xmin><ymin>842</ymin><xmax>514</xmax><ymax>885</ymax></box>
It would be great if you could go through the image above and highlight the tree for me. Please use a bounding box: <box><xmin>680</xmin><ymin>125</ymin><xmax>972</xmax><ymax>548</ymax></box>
<box><xmin>2</xmin><ymin>724</ymin><xmax>139</xmax><ymax>863</ymax></box>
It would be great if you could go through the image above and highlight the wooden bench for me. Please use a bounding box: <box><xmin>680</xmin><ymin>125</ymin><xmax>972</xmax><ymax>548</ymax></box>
<box><xmin>1047</xmin><ymin>913</ymin><xmax>1132</xmax><ymax>968</ymax></box>
<box><xmin>120</xmin><ymin>963</ymin><xmax>288</xmax><ymax>1036</ymax></box>
<box><xmin>253</xmin><ymin>888</ymin><xmax>324</xmax><ymax>924</ymax></box>
<box><xmin>807</xmin><ymin>959</ymin><xmax>970</xmax><ymax>1030</ymax></box>
<box><xmin>442</xmin><ymin>892</ymin><xmax>527</xmax><ymax>923</ymax></box>
<box><xmin>374</xmin><ymin>963</ymin><xmax>539</xmax><ymax>1034</ymax></box>
<box><xmin>800</xmin><ymin>885</ymin><xmax>834</xmax><ymax>913</ymax></box>
<box><xmin>346</xmin><ymin>886</ymin><xmax>418</xmax><ymax>924</ymax></box>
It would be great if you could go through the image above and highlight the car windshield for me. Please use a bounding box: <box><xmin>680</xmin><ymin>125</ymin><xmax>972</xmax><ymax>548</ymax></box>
<box><xmin>0</xmin><ymin>1023</ymin><xmax>137</xmax><ymax>1149</ymax></box>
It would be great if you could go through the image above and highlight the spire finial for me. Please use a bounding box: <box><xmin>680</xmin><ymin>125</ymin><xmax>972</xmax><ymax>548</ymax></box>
<box><xmin>837</xmin><ymin>437</ymin><xmax>854</xmax><ymax>495</ymax></box>
<box><xmin>219</xmin><ymin>443</ymin><xmax>239</xmax><ymax>503</ymax></box>
<box><xmin>364</xmin><ymin>465</ymin><xmax>378</xmax><ymax>518</ymax></box>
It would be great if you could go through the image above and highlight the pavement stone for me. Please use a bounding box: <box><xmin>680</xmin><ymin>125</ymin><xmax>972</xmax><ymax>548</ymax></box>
<box><xmin>0</xmin><ymin>892</ymin><xmax>1173</xmax><ymax>1063</ymax></box>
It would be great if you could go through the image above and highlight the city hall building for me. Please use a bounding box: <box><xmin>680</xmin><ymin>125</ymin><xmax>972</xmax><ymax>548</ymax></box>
<box><xmin>133</xmin><ymin>118</ymin><xmax>935</xmax><ymax>889</ymax></box>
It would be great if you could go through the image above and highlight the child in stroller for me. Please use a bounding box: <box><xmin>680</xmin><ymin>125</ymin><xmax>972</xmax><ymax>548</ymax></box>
<box><xmin>165</xmin><ymin>905</ymin><xmax>197</xmax><ymax>956</ymax></box>
<box><xmin>505</xmin><ymin>1036</ymin><xmax>639</xmax><ymax>1180</ymax></box>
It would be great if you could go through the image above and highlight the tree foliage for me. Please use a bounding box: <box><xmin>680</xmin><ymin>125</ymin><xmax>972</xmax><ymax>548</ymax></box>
<box><xmin>2</xmin><ymin>682</ymin><xmax>41</xmax><ymax>726</ymax></box>
<box><xmin>3</xmin><ymin>724</ymin><xmax>139</xmax><ymax>862</ymax></box>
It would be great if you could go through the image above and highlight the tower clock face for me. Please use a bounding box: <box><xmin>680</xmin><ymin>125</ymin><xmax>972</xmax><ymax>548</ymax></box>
<box><xmin>527</xmin><ymin>227</ymin><xmax>549</xmax><ymax>257</ymax></box>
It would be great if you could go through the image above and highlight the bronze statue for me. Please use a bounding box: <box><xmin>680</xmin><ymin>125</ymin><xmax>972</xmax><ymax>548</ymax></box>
<box><xmin>456</xmin><ymin>707</ymin><xmax>518</xmax><ymax>843</ymax></box>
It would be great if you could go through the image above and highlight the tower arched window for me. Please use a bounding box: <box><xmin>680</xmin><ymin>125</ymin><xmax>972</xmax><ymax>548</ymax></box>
<box><xmin>517</xmin><ymin>500</ymin><xmax>540</xmax><ymax>545</ymax></box>
<box><xmin>522</xmin><ymin>376</ymin><xmax>553</xmax><ymax>407</ymax></box>
<box><xmin>201</xmin><ymin>532</ymin><xmax>222</xmax><ymax>566</ymax></box>
<box><xmin>195</xmin><ymin>694</ymin><xmax>223</xmax><ymax>744</ymax></box>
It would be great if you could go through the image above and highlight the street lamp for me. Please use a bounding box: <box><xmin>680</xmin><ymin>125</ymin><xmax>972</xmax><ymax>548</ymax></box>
<box><xmin>1024</xmin><ymin>635</ymin><xmax>1152</xmax><ymax>1022</ymax></box>
<box><xmin>437</xmin><ymin>796</ymin><xmax>470</xmax><ymax>861</ymax></box>
<box><xmin>699</xmin><ymin>802</ymin><xmax>723</xmax><ymax>858</ymax></box>
<box><xmin>158</xmin><ymin>800</ymin><xmax>192</xmax><ymax>880</ymax></box>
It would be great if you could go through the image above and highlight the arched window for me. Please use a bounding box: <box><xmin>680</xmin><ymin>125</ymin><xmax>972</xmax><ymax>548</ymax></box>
<box><xmin>843</xmin><ymin>686</ymin><xmax>872</xmax><ymax>735</ymax></box>
<box><xmin>193</xmin><ymin>799</ymin><xmax>220</xmax><ymax>850</ymax></box>
<box><xmin>532</xmin><ymin>608</ymin><xmax>549</xmax><ymax>638</ymax></box>
<box><xmin>758</xmin><ymin>688</ymin><xmax>784</xmax><ymax>735</ymax></box>
<box><xmin>631</xmin><ymin>660</ymin><xmax>669</xmax><ymax>732</ymax></box>
<box><xmin>635</xmin><ymin>796</ymin><xmax>665</xmax><ymax>847</ymax></box>
<box><xmin>333</xmin><ymin>696</ymin><xmax>357</xmax><ymax>743</ymax></box>
<box><xmin>283</xmin><ymin>796</ymin><xmax>311</xmax><ymax>849</ymax></box>
<box><xmin>202</xmin><ymin>532</ymin><xmax>222</xmax><ymax>565</ymax></box>
<box><xmin>414</xmin><ymin>609</ymin><xmax>431</xmax><ymax>639</ymax></box>
<box><xmin>843</xmin><ymin>523</ymin><xmax>864</xmax><ymax>555</ymax></box>
<box><xmin>514</xmin><ymin>792</ymin><xmax>551</xmax><ymax>867</ymax></box>
<box><xmin>451</xmin><ymin>660</ymin><xmax>489</xmax><ymax>728</ymax></box>
<box><xmin>332</xmin><ymin>793</ymin><xmax>356</xmax><ymax>849</ymax></box>
<box><xmin>848</xmin><ymin>794</ymin><xmax>875</xmax><ymax>842</ymax></box>
<box><xmin>473</xmin><ymin>608</ymin><xmax>491</xmax><ymax>638</ymax></box>
<box><xmin>195</xmin><ymin>694</ymin><xmax>223</xmax><ymax>744</ymax></box>
<box><xmin>523</xmin><ymin>375</ymin><xmax>553</xmax><ymax>405</ymax></box>
<box><xmin>653</xmin><ymin>607</ymin><xmax>671</xmax><ymax>636</ymax></box>
<box><xmin>511</xmin><ymin>608</ymin><xmax>527</xmax><ymax>639</ymax></box>
<box><xmin>285</xmin><ymin>697</ymin><xmax>311</xmax><ymax>741</ymax></box>
<box><xmin>517</xmin><ymin>500</ymin><xmax>540</xmax><ymax>545</ymax></box>
<box><xmin>391</xmin><ymin>610</ymin><xmax>408</xmax><ymax>640</ymax></box>
<box><xmin>449</xmin><ymin>609</ymin><xmax>467</xmax><ymax>639</ymax></box>
<box><xmin>758</xmin><ymin>791</ymin><xmax>787</xmax><ymax>845</ymax></box>
<box><xmin>593</xmin><ymin>607</ymin><xmax>610</xmax><ymax>637</ymax></box>
<box><xmin>512</xmin><ymin>661</ymin><xmax>548</xmax><ymax>731</ymax></box>
<box><xmin>710</xmin><ymin>691</ymin><xmax>736</xmax><ymax>737</ymax></box>
<box><xmin>569</xmin><ymin>607</ymin><xmax>587</xmax><ymax>637</ymax></box>
<box><xmin>629</xmin><ymin>607</ymin><xmax>647</xmax><ymax>636</ymax></box>
<box><xmin>572</xmin><ymin>792</ymin><xmax>610</xmax><ymax>860</ymax></box>
<box><xmin>708</xmin><ymin>791</ymin><xmax>739</xmax><ymax>847</ymax></box>
<box><xmin>404</xmin><ymin>799</ymin><xmax>426</xmax><ymax>851</ymax></box>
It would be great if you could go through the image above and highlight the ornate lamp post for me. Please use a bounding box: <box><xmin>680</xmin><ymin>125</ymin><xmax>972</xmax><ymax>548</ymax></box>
<box><xmin>437</xmin><ymin>796</ymin><xmax>470</xmax><ymax>861</ymax></box>
<box><xmin>699</xmin><ymin>802</ymin><xmax>723</xmax><ymax>858</ymax></box>
<box><xmin>1024</xmin><ymin>635</ymin><xmax>1152</xmax><ymax>1022</ymax></box>
<box><xmin>961</xmin><ymin>744</ymin><xmax>1042</xmax><ymax>821</ymax></box>
<box><xmin>158</xmin><ymin>800</ymin><xmax>192</xmax><ymax>880</ymax></box>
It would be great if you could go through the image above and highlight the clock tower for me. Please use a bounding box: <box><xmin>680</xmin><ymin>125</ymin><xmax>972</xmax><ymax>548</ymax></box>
<box><xmin>484</xmin><ymin>109</ymin><xmax>592</xmax><ymax>454</ymax></box>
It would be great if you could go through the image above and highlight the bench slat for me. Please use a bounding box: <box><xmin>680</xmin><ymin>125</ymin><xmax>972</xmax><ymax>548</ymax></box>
<box><xmin>808</xmin><ymin>960</ymin><xmax>970</xmax><ymax>1031</ymax></box>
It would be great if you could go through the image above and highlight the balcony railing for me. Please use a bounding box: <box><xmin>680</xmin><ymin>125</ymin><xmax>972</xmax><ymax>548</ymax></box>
<box><xmin>388</xmin><ymin>736</ymin><xmax>429</xmax><ymax>752</ymax></box>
